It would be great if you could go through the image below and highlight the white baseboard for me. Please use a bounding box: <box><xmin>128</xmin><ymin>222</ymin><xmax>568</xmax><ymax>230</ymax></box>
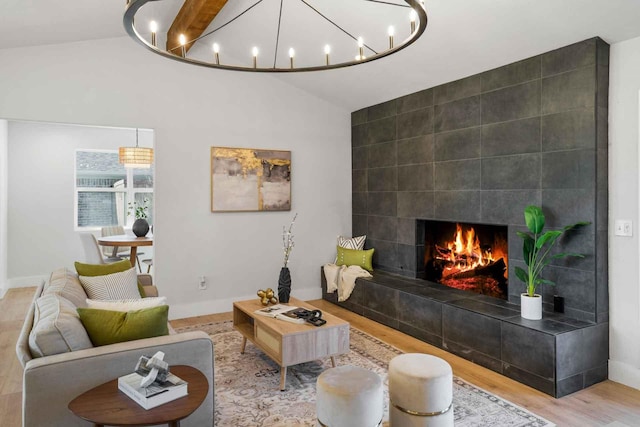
<box><xmin>609</xmin><ymin>359</ymin><xmax>640</xmax><ymax>390</ymax></box>
<box><xmin>1</xmin><ymin>275</ymin><xmax>44</xmax><ymax>299</ymax></box>
<box><xmin>169</xmin><ymin>287</ymin><xmax>323</xmax><ymax>320</ymax></box>
<box><xmin>8</xmin><ymin>275</ymin><xmax>47</xmax><ymax>289</ymax></box>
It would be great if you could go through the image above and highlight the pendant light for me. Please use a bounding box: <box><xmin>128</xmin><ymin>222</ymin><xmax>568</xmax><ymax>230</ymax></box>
<box><xmin>119</xmin><ymin>128</ymin><xmax>153</xmax><ymax>168</ymax></box>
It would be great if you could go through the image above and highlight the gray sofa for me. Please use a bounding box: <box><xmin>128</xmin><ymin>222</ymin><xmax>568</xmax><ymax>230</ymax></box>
<box><xmin>15</xmin><ymin>268</ymin><xmax>214</xmax><ymax>427</ymax></box>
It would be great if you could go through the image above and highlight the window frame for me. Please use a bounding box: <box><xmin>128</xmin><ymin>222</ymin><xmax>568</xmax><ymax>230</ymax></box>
<box><xmin>74</xmin><ymin>148</ymin><xmax>153</xmax><ymax>231</ymax></box>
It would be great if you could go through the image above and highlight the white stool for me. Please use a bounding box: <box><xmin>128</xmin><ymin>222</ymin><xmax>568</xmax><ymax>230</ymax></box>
<box><xmin>316</xmin><ymin>365</ymin><xmax>383</xmax><ymax>427</ymax></box>
<box><xmin>388</xmin><ymin>353</ymin><xmax>453</xmax><ymax>427</ymax></box>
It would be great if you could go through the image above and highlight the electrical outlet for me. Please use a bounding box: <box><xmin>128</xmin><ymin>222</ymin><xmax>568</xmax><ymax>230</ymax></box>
<box><xmin>198</xmin><ymin>276</ymin><xmax>207</xmax><ymax>290</ymax></box>
<box><xmin>615</xmin><ymin>220</ymin><xmax>633</xmax><ymax>237</ymax></box>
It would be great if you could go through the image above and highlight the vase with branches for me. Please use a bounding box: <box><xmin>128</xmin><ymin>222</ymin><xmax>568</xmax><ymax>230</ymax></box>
<box><xmin>128</xmin><ymin>198</ymin><xmax>150</xmax><ymax>237</ymax></box>
<box><xmin>278</xmin><ymin>213</ymin><xmax>297</xmax><ymax>303</ymax></box>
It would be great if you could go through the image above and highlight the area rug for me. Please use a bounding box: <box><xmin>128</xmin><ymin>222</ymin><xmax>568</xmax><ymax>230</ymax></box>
<box><xmin>175</xmin><ymin>320</ymin><xmax>555</xmax><ymax>427</ymax></box>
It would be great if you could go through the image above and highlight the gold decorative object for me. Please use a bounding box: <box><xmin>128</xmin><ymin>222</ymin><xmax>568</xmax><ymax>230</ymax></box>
<box><xmin>257</xmin><ymin>288</ymin><xmax>278</xmax><ymax>306</ymax></box>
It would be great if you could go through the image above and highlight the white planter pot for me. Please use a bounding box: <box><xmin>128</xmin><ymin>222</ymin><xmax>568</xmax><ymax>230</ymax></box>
<box><xmin>521</xmin><ymin>293</ymin><xmax>542</xmax><ymax>320</ymax></box>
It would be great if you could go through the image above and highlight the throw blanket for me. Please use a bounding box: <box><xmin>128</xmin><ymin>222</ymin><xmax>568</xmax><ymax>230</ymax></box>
<box><xmin>323</xmin><ymin>263</ymin><xmax>372</xmax><ymax>302</ymax></box>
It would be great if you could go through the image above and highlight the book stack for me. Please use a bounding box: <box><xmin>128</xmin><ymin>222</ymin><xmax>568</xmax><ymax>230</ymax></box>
<box><xmin>118</xmin><ymin>371</ymin><xmax>188</xmax><ymax>410</ymax></box>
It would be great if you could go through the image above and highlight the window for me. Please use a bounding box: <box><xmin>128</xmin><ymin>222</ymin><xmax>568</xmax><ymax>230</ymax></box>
<box><xmin>75</xmin><ymin>150</ymin><xmax>153</xmax><ymax>229</ymax></box>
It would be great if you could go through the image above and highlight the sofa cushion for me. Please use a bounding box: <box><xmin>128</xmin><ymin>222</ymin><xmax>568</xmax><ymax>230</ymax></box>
<box><xmin>28</xmin><ymin>294</ymin><xmax>93</xmax><ymax>358</ymax></box>
<box><xmin>75</xmin><ymin>259</ymin><xmax>145</xmax><ymax>297</ymax></box>
<box><xmin>77</xmin><ymin>305</ymin><xmax>169</xmax><ymax>346</ymax></box>
<box><xmin>86</xmin><ymin>296</ymin><xmax>167</xmax><ymax>312</ymax></box>
<box><xmin>43</xmin><ymin>268</ymin><xmax>89</xmax><ymax>308</ymax></box>
<box><xmin>79</xmin><ymin>267</ymin><xmax>141</xmax><ymax>300</ymax></box>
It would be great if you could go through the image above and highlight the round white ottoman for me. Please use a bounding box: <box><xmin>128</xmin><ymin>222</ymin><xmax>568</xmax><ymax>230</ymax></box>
<box><xmin>316</xmin><ymin>365</ymin><xmax>383</xmax><ymax>427</ymax></box>
<box><xmin>388</xmin><ymin>353</ymin><xmax>453</xmax><ymax>427</ymax></box>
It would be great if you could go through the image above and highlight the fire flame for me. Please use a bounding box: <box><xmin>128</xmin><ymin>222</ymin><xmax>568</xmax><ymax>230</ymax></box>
<box><xmin>436</xmin><ymin>224</ymin><xmax>500</xmax><ymax>277</ymax></box>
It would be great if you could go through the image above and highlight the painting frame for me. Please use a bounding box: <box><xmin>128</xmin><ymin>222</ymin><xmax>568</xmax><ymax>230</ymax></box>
<box><xmin>210</xmin><ymin>147</ymin><xmax>291</xmax><ymax>212</ymax></box>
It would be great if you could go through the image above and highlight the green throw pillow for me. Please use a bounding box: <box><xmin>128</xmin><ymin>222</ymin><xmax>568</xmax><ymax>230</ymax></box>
<box><xmin>74</xmin><ymin>260</ymin><xmax>146</xmax><ymax>297</ymax></box>
<box><xmin>336</xmin><ymin>246</ymin><xmax>375</xmax><ymax>272</ymax></box>
<box><xmin>77</xmin><ymin>305</ymin><xmax>169</xmax><ymax>346</ymax></box>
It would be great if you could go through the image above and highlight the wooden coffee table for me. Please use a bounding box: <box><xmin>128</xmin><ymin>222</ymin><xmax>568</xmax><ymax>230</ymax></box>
<box><xmin>68</xmin><ymin>365</ymin><xmax>208</xmax><ymax>427</ymax></box>
<box><xmin>233</xmin><ymin>297</ymin><xmax>350</xmax><ymax>390</ymax></box>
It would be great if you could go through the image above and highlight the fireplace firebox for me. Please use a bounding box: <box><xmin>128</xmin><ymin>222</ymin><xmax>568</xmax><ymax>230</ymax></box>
<box><xmin>423</xmin><ymin>220</ymin><xmax>508</xmax><ymax>300</ymax></box>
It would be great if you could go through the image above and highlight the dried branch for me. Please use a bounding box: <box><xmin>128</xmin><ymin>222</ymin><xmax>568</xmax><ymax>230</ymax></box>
<box><xmin>282</xmin><ymin>213</ymin><xmax>298</xmax><ymax>268</ymax></box>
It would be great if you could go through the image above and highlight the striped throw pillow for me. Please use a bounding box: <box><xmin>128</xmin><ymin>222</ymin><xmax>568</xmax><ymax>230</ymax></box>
<box><xmin>79</xmin><ymin>267</ymin><xmax>141</xmax><ymax>300</ymax></box>
<box><xmin>337</xmin><ymin>235</ymin><xmax>366</xmax><ymax>250</ymax></box>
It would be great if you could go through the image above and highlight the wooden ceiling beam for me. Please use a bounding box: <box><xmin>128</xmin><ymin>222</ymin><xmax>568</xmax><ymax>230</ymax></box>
<box><xmin>166</xmin><ymin>0</ymin><xmax>228</xmax><ymax>57</ymax></box>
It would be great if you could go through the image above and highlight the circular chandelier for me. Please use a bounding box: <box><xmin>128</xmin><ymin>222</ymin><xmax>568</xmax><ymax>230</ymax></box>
<box><xmin>123</xmin><ymin>0</ymin><xmax>428</xmax><ymax>73</ymax></box>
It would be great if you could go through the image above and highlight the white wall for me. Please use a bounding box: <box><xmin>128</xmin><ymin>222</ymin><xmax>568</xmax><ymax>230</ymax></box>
<box><xmin>0</xmin><ymin>119</ymin><xmax>7</xmax><ymax>298</ymax></box>
<box><xmin>6</xmin><ymin>122</ymin><xmax>153</xmax><ymax>284</ymax></box>
<box><xmin>0</xmin><ymin>37</ymin><xmax>352</xmax><ymax>318</ymax></box>
<box><xmin>609</xmin><ymin>35</ymin><xmax>640</xmax><ymax>389</ymax></box>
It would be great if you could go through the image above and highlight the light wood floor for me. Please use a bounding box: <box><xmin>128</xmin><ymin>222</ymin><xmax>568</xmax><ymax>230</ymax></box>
<box><xmin>4</xmin><ymin>288</ymin><xmax>640</xmax><ymax>426</ymax></box>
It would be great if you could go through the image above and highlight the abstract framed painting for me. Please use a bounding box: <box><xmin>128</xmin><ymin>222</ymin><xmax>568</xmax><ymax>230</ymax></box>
<box><xmin>210</xmin><ymin>147</ymin><xmax>291</xmax><ymax>212</ymax></box>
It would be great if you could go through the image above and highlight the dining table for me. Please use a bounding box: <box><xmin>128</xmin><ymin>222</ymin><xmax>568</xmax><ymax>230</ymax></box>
<box><xmin>97</xmin><ymin>235</ymin><xmax>153</xmax><ymax>268</ymax></box>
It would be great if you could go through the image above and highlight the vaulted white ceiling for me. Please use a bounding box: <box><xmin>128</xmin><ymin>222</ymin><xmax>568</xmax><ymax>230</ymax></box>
<box><xmin>1</xmin><ymin>0</ymin><xmax>640</xmax><ymax>110</ymax></box>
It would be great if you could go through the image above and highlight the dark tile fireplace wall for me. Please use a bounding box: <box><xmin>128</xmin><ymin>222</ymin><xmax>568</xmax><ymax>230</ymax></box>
<box><xmin>351</xmin><ymin>38</ymin><xmax>609</xmax><ymax>324</ymax></box>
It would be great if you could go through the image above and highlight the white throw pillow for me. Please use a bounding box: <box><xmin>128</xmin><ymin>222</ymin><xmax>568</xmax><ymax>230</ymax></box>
<box><xmin>337</xmin><ymin>235</ymin><xmax>366</xmax><ymax>250</ymax></box>
<box><xmin>79</xmin><ymin>267</ymin><xmax>141</xmax><ymax>300</ymax></box>
<box><xmin>86</xmin><ymin>296</ymin><xmax>167</xmax><ymax>312</ymax></box>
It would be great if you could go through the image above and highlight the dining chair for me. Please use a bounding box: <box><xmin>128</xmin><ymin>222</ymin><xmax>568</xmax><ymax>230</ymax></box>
<box><xmin>101</xmin><ymin>225</ymin><xmax>144</xmax><ymax>272</ymax></box>
<box><xmin>79</xmin><ymin>233</ymin><xmax>122</xmax><ymax>264</ymax></box>
<box><xmin>141</xmin><ymin>258</ymin><xmax>153</xmax><ymax>274</ymax></box>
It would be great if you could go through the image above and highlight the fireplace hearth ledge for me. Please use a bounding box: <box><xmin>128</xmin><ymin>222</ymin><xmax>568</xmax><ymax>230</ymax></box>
<box><xmin>321</xmin><ymin>267</ymin><xmax>608</xmax><ymax>398</ymax></box>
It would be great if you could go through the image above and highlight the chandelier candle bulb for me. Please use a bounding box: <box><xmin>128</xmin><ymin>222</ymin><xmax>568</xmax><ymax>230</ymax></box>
<box><xmin>149</xmin><ymin>21</ymin><xmax>157</xmax><ymax>47</ymax></box>
<box><xmin>213</xmin><ymin>43</ymin><xmax>220</xmax><ymax>64</ymax></box>
<box><xmin>358</xmin><ymin>37</ymin><xmax>364</xmax><ymax>60</ymax></box>
<box><xmin>410</xmin><ymin>9</ymin><xmax>417</xmax><ymax>33</ymax></box>
<box><xmin>289</xmin><ymin>48</ymin><xmax>295</xmax><ymax>69</ymax></box>
<box><xmin>388</xmin><ymin>26</ymin><xmax>395</xmax><ymax>49</ymax></box>
<box><xmin>324</xmin><ymin>44</ymin><xmax>331</xmax><ymax>65</ymax></box>
<box><xmin>179</xmin><ymin>33</ymin><xmax>186</xmax><ymax>57</ymax></box>
<box><xmin>252</xmin><ymin>46</ymin><xmax>258</xmax><ymax>68</ymax></box>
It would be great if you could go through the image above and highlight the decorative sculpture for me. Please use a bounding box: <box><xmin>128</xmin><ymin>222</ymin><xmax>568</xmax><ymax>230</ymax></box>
<box><xmin>135</xmin><ymin>351</ymin><xmax>169</xmax><ymax>388</ymax></box>
<box><xmin>257</xmin><ymin>288</ymin><xmax>278</xmax><ymax>306</ymax></box>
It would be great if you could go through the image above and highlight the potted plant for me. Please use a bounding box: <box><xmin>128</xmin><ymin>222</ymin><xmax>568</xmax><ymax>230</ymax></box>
<box><xmin>514</xmin><ymin>205</ymin><xmax>589</xmax><ymax>320</ymax></box>
<box><xmin>128</xmin><ymin>198</ymin><xmax>150</xmax><ymax>237</ymax></box>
